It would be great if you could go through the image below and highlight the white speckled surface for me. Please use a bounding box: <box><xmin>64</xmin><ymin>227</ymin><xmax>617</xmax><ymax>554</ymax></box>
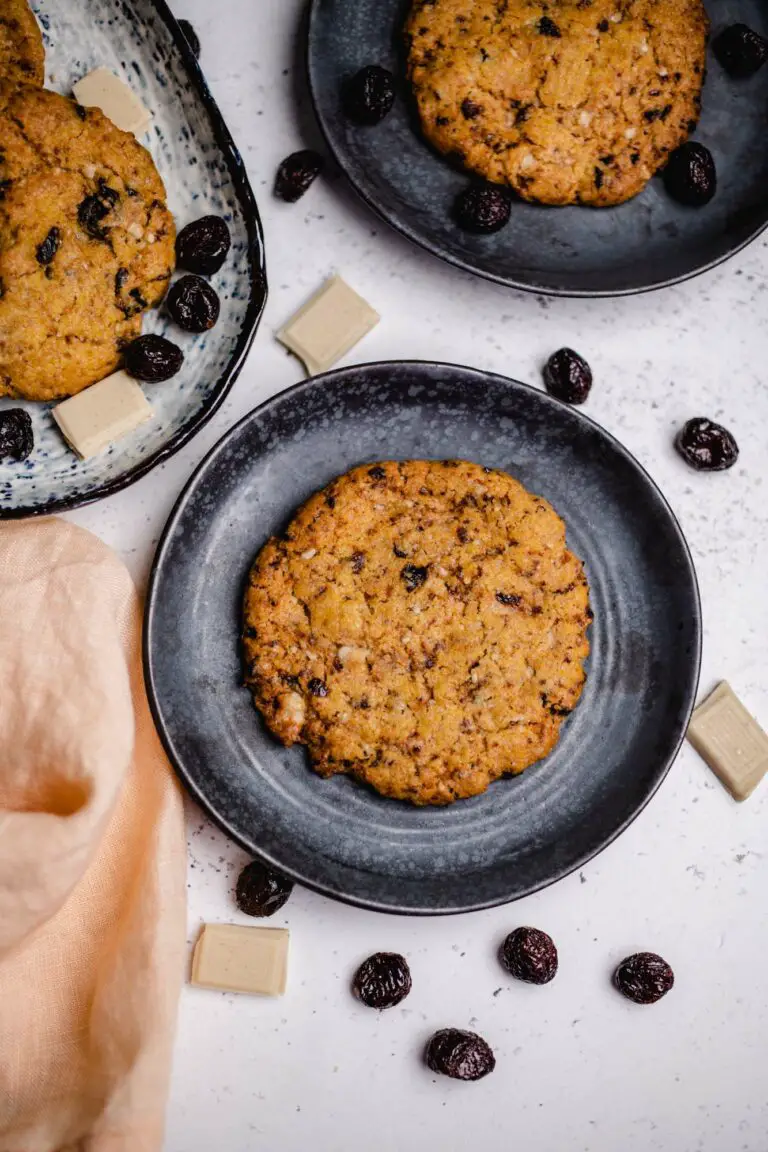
<box><xmin>66</xmin><ymin>1</ymin><xmax>768</xmax><ymax>1149</ymax></box>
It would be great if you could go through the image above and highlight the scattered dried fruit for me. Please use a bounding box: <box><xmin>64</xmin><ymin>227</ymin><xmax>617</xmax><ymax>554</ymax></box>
<box><xmin>36</xmin><ymin>227</ymin><xmax>61</xmax><ymax>266</ymax></box>
<box><xmin>676</xmin><ymin>418</ymin><xmax>739</xmax><ymax>472</ymax></box>
<box><xmin>178</xmin><ymin>18</ymin><xmax>201</xmax><ymax>59</ymax></box>
<box><xmin>343</xmin><ymin>65</ymin><xmax>396</xmax><ymax>126</ymax></box>
<box><xmin>353</xmin><ymin>952</ymin><xmax>412</xmax><ymax>1009</ymax></box>
<box><xmin>0</xmin><ymin>409</ymin><xmax>33</xmax><ymax>461</ymax></box>
<box><xmin>614</xmin><ymin>952</ymin><xmax>674</xmax><ymax>1004</ymax></box>
<box><xmin>401</xmin><ymin>563</ymin><xmax>428</xmax><ymax>592</ymax></box>
<box><xmin>454</xmin><ymin>184</ymin><xmax>512</xmax><ymax>234</ymax></box>
<box><xmin>123</xmin><ymin>334</ymin><xmax>184</xmax><ymax>382</ymax></box>
<box><xmin>235</xmin><ymin>860</ymin><xmax>294</xmax><ymax>917</ymax></box>
<box><xmin>275</xmin><ymin>150</ymin><xmax>324</xmax><ymax>202</ymax></box>
<box><xmin>664</xmin><ymin>142</ymin><xmax>717</xmax><ymax>207</ymax></box>
<box><xmin>176</xmin><ymin>215</ymin><xmax>232</xmax><ymax>276</ymax></box>
<box><xmin>166</xmin><ymin>274</ymin><xmax>220</xmax><ymax>332</ymax></box>
<box><xmin>426</xmin><ymin>1029</ymin><xmax>496</xmax><ymax>1081</ymax></box>
<box><xmin>500</xmin><ymin>927</ymin><xmax>558</xmax><ymax>985</ymax></box>
<box><xmin>543</xmin><ymin>348</ymin><xmax>593</xmax><ymax>405</ymax></box>
<box><xmin>714</xmin><ymin>23</ymin><xmax>768</xmax><ymax>78</ymax></box>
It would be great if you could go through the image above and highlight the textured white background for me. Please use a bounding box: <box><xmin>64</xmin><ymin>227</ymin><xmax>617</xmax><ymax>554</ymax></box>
<box><xmin>68</xmin><ymin>1</ymin><xmax>768</xmax><ymax>1149</ymax></box>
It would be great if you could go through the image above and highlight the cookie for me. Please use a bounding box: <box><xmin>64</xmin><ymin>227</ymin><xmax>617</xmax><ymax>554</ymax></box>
<box><xmin>0</xmin><ymin>83</ymin><xmax>175</xmax><ymax>401</ymax></box>
<box><xmin>0</xmin><ymin>0</ymin><xmax>44</xmax><ymax>88</ymax></box>
<box><xmin>243</xmin><ymin>460</ymin><xmax>591</xmax><ymax>806</ymax></box>
<box><xmin>406</xmin><ymin>0</ymin><xmax>709</xmax><ymax>207</ymax></box>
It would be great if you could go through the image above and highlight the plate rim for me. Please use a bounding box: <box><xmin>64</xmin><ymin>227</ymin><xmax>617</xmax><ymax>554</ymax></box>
<box><xmin>1</xmin><ymin>0</ymin><xmax>268</xmax><ymax>520</ymax></box>
<box><xmin>144</xmin><ymin>359</ymin><xmax>703</xmax><ymax>916</ymax></box>
<box><xmin>305</xmin><ymin>0</ymin><xmax>768</xmax><ymax>299</ymax></box>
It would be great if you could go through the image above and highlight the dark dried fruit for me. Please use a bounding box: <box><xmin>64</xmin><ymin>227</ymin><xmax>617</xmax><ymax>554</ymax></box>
<box><xmin>500</xmin><ymin>927</ymin><xmax>558</xmax><ymax>985</ymax></box>
<box><xmin>0</xmin><ymin>409</ymin><xmax>33</xmax><ymax>461</ymax></box>
<box><xmin>401</xmin><ymin>564</ymin><xmax>428</xmax><ymax>592</ymax></box>
<box><xmin>77</xmin><ymin>194</ymin><xmax>111</xmax><ymax>241</ymax></box>
<box><xmin>235</xmin><ymin>860</ymin><xmax>294</xmax><ymax>917</ymax></box>
<box><xmin>538</xmin><ymin>16</ymin><xmax>561</xmax><ymax>37</ymax></box>
<box><xmin>275</xmin><ymin>150</ymin><xmax>324</xmax><ymax>202</ymax></box>
<box><xmin>353</xmin><ymin>952</ymin><xmax>412</xmax><ymax>1009</ymax></box>
<box><xmin>454</xmin><ymin>184</ymin><xmax>512</xmax><ymax>234</ymax></box>
<box><xmin>664</xmin><ymin>142</ymin><xmax>716</xmax><ymax>207</ymax></box>
<box><xmin>714</xmin><ymin>24</ymin><xmax>768</xmax><ymax>79</ymax></box>
<box><xmin>543</xmin><ymin>348</ymin><xmax>593</xmax><ymax>405</ymax></box>
<box><xmin>36</xmin><ymin>227</ymin><xmax>61</xmax><ymax>266</ymax></box>
<box><xmin>176</xmin><ymin>215</ymin><xmax>231</xmax><ymax>276</ymax></box>
<box><xmin>676</xmin><ymin>418</ymin><xmax>739</xmax><ymax>472</ymax></box>
<box><xmin>614</xmin><ymin>952</ymin><xmax>674</xmax><ymax>1004</ymax></box>
<box><xmin>307</xmin><ymin>678</ymin><xmax>328</xmax><ymax>697</ymax></box>
<box><xmin>178</xmin><ymin>18</ymin><xmax>201</xmax><ymax>59</ymax></box>
<box><xmin>426</xmin><ymin>1029</ymin><xmax>496</xmax><ymax>1081</ymax></box>
<box><xmin>496</xmin><ymin>592</ymin><xmax>521</xmax><ymax>607</ymax></box>
<box><xmin>343</xmin><ymin>65</ymin><xmax>396</xmax><ymax>126</ymax></box>
<box><xmin>461</xmin><ymin>98</ymin><xmax>483</xmax><ymax>119</ymax></box>
<box><xmin>166</xmin><ymin>274</ymin><xmax>220</xmax><ymax>332</ymax></box>
<box><xmin>124</xmin><ymin>334</ymin><xmax>184</xmax><ymax>382</ymax></box>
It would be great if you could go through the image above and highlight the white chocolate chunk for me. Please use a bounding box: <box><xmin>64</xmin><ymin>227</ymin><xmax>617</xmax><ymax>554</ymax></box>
<box><xmin>687</xmin><ymin>681</ymin><xmax>768</xmax><ymax>802</ymax></box>
<box><xmin>52</xmin><ymin>371</ymin><xmax>153</xmax><ymax>459</ymax></box>
<box><xmin>191</xmin><ymin>924</ymin><xmax>289</xmax><ymax>996</ymax></box>
<box><xmin>277</xmin><ymin>275</ymin><xmax>380</xmax><ymax>376</ymax></box>
<box><xmin>73</xmin><ymin>67</ymin><xmax>152</xmax><ymax>136</ymax></box>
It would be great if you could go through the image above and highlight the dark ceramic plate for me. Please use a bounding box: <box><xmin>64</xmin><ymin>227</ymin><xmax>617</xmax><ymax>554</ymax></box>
<box><xmin>145</xmin><ymin>362</ymin><xmax>701</xmax><ymax>915</ymax></box>
<box><xmin>307</xmin><ymin>0</ymin><xmax>768</xmax><ymax>296</ymax></box>
<box><xmin>0</xmin><ymin>0</ymin><xmax>266</xmax><ymax>518</ymax></box>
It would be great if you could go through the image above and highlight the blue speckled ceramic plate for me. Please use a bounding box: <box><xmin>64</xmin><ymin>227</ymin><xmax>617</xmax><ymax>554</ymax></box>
<box><xmin>0</xmin><ymin>0</ymin><xmax>266</xmax><ymax>519</ymax></box>
<box><xmin>145</xmin><ymin>362</ymin><xmax>702</xmax><ymax>915</ymax></box>
<box><xmin>307</xmin><ymin>0</ymin><xmax>768</xmax><ymax>296</ymax></box>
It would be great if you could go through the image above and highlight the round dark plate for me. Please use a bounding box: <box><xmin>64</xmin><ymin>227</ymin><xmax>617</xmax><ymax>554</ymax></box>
<box><xmin>307</xmin><ymin>0</ymin><xmax>768</xmax><ymax>296</ymax></box>
<box><xmin>144</xmin><ymin>362</ymin><xmax>701</xmax><ymax>915</ymax></box>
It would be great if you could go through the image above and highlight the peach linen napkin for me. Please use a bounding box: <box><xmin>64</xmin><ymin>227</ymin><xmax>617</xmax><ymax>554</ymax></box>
<box><xmin>0</xmin><ymin>519</ymin><xmax>186</xmax><ymax>1152</ymax></box>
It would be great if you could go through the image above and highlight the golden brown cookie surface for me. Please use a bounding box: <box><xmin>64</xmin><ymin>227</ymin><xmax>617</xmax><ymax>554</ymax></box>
<box><xmin>406</xmin><ymin>0</ymin><xmax>709</xmax><ymax>206</ymax></box>
<box><xmin>244</xmin><ymin>460</ymin><xmax>591</xmax><ymax>806</ymax></box>
<box><xmin>0</xmin><ymin>0</ymin><xmax>44</xmax><ymax>88</ymax></box>
<box><xmin>0</xmin><ymin>83</ymin><xmax>175</xmax><ymax>401</ymax></box>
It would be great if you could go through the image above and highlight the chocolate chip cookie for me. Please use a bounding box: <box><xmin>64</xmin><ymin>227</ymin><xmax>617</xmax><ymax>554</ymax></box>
<box><xmin>243</xmin><ymin>460</ymin><xmax>591</xmax><ymax>806</ymax></box>
<box><xmin>406</xmin><ymin>0</ymin><xmax>709</xmax><ymax>206</ymax></box>
<box><xmin>0</xmin><ymin>83</ymin><xmax>175</xmax><ymax>401</ymax></box>
<box><xmin>0</xmin><ymin>0</ymin><xmax>44</xmax><ymax>88</ymax></box>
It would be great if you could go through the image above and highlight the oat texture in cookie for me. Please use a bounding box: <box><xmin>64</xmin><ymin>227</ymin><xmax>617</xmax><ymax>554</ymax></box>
<box><xmin>0</xmin><ymin>0</ymin><xmax>44</xmax><ymax>88</ymax></box>
<box><xmin>243</xmin><ymin>460</ymin><xmax>591</xmax><ymax>806</ymax></box>
<box><xmin>406</xmin><ymin>0</ymin><xmax>709</xmax><ymax>206</ymax></box>
<box><xmin>0</xmin><ymin>83</ymin><xmax>175</xmax><ymax>401</ymax></box>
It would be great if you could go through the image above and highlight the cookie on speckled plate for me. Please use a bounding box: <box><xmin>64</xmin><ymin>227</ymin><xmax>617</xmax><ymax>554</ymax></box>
<box><xmin>0</xmin><ymin>0</ymin><xmax>45</xmax><ymax>88</ymax></box>
<box><xmin>405</xmin><ymin>0</ymin><xmax>709</xmax><ymax>206</ymax></box>
<box><xmin>0</xmin><ymin>82</ymin><xmax>175</xmax><ymax>402</ymax></box>
<box><xmin>243</xmin><ymin>459</ymin><xmax>591</xmax><ymax>806</ymax></box>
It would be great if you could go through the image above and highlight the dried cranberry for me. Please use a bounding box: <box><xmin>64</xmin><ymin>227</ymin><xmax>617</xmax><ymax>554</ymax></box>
<box><xmin>676</xmin><ymin>418</ymin><xmax>739</xmax><ymax>472</ymax></box>
<box><xmin>235</xmin><ymin>860</ymin><xmax>294</xmax><ymax>917</ymax></box>
<box><xmin>543</xmin><ymin>348</ymin><xmax>593</xmax><ymax>404</ymax></box>
<box><xmin>343</xmin><ymin>65</ymin><xmax>396</xmax><ymax>126</ymax></box>
<box><xmin>426</xmin><ymin>1029</ymin><xmax>496</xmax><ymax>1081</ymax></box>
<box><xmin>664</xmin><ymin>143</ymin><xmax>717</xmax><ymax>207</ymax></box>
<box><xmin>0</xmin><ymin>409</ymin><xmax>33</xmax><ymax>461</ymax></box>
<box><xmin>714</xmin><ymin>24</ymin><xmax>768</xmax><ymax>78</ymax></box>
<box><xmin>124</xmin><ymin>334</ymin><xmax>184</xmax><ymax>382</ymax></box>
<box><xmin>178</xmin><ymin>18</ymin><xmax>201</xmax><ymax>59</ymax></box>
<box><xmin>401</xmin><ymin>564</ymin><xmax>428</xmax><ymax>592</ymax></box>
<box><xmin>166</xmin><ymin>274</ymin><xmax>220</xmax><ymax>332</ymax></box>
<box><xmin>353</xmin><ymin>952</ymin><xmax>412</xmax><ymax>1009</ymax></box>
<box><xmin>36</xmin><ymin>227</ymin><xmax>61</xmax><ymax>266</ymax></box>
<box><xmin>614</xmin><ymin>952</ymin><xmax>674</xmax><ymax>1004</ymax></box>
<box><xmin>275</xmin><ymin>150</ymin><xmax>324</xmax><ymax>202</ymax></box>
<box><xmin>500</xmin><ymin>927</ymin><xmax>558</xmax><ymax>985</ymax></box>
<box><xmin>454</xmin><ymin>184</ymin><xmax>512</xmax><ymax>234</ymax></box>
<box><xmin>176</xmin><ymin>215</ymin><xmax>231</xmax><ymax>276</ymax></box>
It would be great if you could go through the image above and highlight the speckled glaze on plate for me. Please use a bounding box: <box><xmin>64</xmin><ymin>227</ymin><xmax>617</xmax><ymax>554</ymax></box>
<box><xmin>307</xmin><ymin>0</ymin><xmax>768</xmax><ymax>297</ymax></box>
<box><xmin>0</xmin><ymin>0</ymin><xmax>266</xmax><ymax>518</ymax></box>
<box><xmin>145</xmin><ymin>362</ymin><xmax>702</xmax><ymax>916</ymax></box>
